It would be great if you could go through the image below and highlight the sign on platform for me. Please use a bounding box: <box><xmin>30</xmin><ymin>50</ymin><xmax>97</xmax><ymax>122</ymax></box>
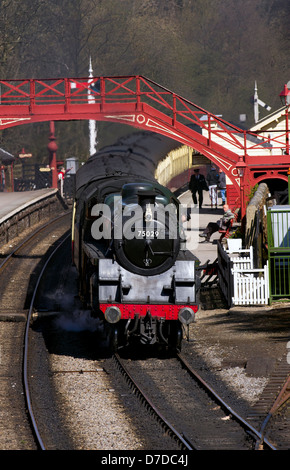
<box><xmin>19</xmin><ymin>153</ymin><xmax>32</xmax><ymax>158</ymax></box>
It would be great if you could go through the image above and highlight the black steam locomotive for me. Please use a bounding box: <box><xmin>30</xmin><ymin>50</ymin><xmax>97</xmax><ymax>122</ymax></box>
<box><xmin>72</xmin><ymin>131</ymin><xmax>199</xmax><ymax>350</ymax></box>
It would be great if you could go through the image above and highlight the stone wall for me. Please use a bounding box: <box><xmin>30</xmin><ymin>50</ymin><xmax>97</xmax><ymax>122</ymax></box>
<box><xmin>0</xmin><ymin>191</ymin><xmax>67</xmax><ymax>246</ymax></box>
<box><xmin>245</xmin><ymin>182</ymin><xmax>269</xmax><ymax>267</ymax></box>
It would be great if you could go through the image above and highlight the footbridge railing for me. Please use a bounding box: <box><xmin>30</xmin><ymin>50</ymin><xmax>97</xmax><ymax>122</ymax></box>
<box><xmin>1</xmin><ymin>75</ymin><xmax>290</xmax><ymax>195</ymax></box>
<box><xmin>0</xmin><ymin>75</ymin><xmax>284</xmax><ymax>156</ymax></box>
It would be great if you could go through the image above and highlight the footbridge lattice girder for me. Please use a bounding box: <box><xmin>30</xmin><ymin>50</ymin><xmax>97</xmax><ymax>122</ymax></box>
<box><xmin>0</xmin><ymin>75</ymin><xmax>290</xmax><ymax>195</ymax></box>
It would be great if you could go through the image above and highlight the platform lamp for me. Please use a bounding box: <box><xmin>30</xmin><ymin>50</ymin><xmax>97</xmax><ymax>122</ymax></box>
<box><xmin>279</xmin><ymin>84</ymin><xmax>290</xmax><ymax>155</ymax></box>
<box><xmin>236</xmin><ymin>156</ymin><xmax>247</xmax><ymax>220</ymax></box>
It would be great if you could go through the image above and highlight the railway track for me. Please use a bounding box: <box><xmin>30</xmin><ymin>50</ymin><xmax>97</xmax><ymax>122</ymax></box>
<box><xmin>0</xmin><ymin>212</ymin><xmax>71</xmax><ymax>449</ymax></box>
<box><xmin>5</xmin><ymin>217</ymin><xmax>159</xmax><ymax>451</ymax></box>
<box><xmin>112</xmin><ymin>351</ymin><xmax>277</xmax><ymax>450</ymax></box>
<box><xmin>1</xmin><ymin>210</ymin><xmax>287</xmax><ymax>451</ymax></box>
<box><xmin>113</xmin><ymin>353</ymin><xmax>195</xmax><ymax>450</ymax></box>
<box><xmin>23</xmin><ymin>232</ymin><xmax>71</xmax><ymax>449</ymax></box>
<box><xmin>176</xmin><ymin>352</ymin><xmax>277</xmax><ymax>450</ymax></box>
<box><xmin>0</xmin><ymin>213</ymin><xmax>70</xmax><ymax>319</ymax></box>
<box><xmin>247</xmin><ymin>355</ymin><xmax>290</xmax><ymax>450</ymax></box>
<box><xmin>0</xmin><ymin>213</ymin><xmax>69</xmax><ymax>270</ymax></box>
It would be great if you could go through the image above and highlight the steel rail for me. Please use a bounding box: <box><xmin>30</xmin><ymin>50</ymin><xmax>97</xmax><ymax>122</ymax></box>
<box><xmin>176</xmin><ymin>352</ymin><xmax>277</xmax><ymax>450</ymax></box>
<box><xmin>0</xmin><ymin>211</ymin><xmax>70</xmax><ymax>272</ymax></box>
<box><xmin>113</xmin><ymin>353</ymin><xmax>197</xmax><ymax>451</ymax></box>
<box><xmin>255</xmin><ymin>375</ymin><xmax>290</xmax><ymax>450</ymax></box>
<box><xmin>22</xmin><ymin>228</ymin><xmax>70</xmax><ymax>450</ymax></box>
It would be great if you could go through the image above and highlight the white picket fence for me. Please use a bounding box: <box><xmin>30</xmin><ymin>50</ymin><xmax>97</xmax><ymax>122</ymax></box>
<box><xmin>227</xmin><ymin>246</ymin><xmax>254</xmax><ymax>270</ymax></box>
<box><xmin>224</xmin><ymin>244</ymin><xmax>269</xmax><ymax>305</ymax></box>
<box><xmin>231</xmin><ymin>262</ymin><xmax>269</xmax><ymax>305</ymax></box>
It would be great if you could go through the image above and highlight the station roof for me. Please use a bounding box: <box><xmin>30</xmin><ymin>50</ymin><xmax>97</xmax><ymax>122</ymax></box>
<box><xmin>250</xmin><ymin>106</ymin><xmax>286</xmax><ymax>132</ymax></box>
<box><xmin>0</xmin><ymin>148</ymin><xmax>15</xmax><ymax>164</ymax></box>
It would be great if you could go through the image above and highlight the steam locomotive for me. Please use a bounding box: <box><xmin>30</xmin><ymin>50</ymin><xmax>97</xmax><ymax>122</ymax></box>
<box><xmin>72</xmin><ymin>131</ymin><xmax>199</xmax><ymax>350</ymax></box>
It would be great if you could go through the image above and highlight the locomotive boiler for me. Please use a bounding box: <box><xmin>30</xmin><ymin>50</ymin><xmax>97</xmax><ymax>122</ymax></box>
<box><xmin>72</xmin><ymin>131</ymin><xmax>199</xmax><ymax>350</ymax></box>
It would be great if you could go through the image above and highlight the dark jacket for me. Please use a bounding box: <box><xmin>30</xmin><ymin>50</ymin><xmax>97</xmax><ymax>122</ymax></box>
<box><xmin>218</xmin><ymin>171</ymin><xmax>226</xmax><ymax>189</ymax></box>
<box><xmin>189</xmin><ymin>173</ymin><xmax>207</xmax><ymax>191</ymax></box>
<box><xmin>207</xmin><ymin>168</ymin><xmax>219</xmax><ymax>186</ymax></box>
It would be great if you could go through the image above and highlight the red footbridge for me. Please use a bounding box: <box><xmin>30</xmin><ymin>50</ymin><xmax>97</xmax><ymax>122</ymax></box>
<box><xmin>1</xmin><ymin>75</ymin><xmax>289</xmax><ymax>214</ymax></box>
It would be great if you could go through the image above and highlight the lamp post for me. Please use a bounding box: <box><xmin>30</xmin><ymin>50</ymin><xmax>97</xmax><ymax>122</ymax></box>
<box><xmin>88</xmin><ymin>57</ymin><xmax>97</xmax><ymax>156</ymax></box>
<box><xmin>279</xmin><ymin>84</ymin><xmax>290</xmax><ymax>155</ymax></box>
<box><xmin>48</xmin><ymin>121</ymin><xmax>58</xmax><ymax>189</ymax></box>
<box><xmin>236</xmin><ymin>156</ymin><xmax>247</xmax><ymax>220</ymax></box>
<box><xmin>288</xmin><ymin>167</ymin><xmax>290</xmax><ymax>205</ymax></box>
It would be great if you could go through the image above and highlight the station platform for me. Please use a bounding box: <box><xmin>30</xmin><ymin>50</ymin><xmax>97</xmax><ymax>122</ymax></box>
<box><xmin>0</xmin><ymin>188</ymin><xmax>58</xmax><ymax>224</ymax></box>
<box><xmin>179</xmin><ymin>189</ymin><xmax>225</xmax><ymax>266</ymax></box>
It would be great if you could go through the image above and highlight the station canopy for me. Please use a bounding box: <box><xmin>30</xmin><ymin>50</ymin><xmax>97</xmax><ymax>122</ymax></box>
<box><xmin>0</xmin><ymin>148</ymin><xmax>14</xmax><ymax>165</ymax></box>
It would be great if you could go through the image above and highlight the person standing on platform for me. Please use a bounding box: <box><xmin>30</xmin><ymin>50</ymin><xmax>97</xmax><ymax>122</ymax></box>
<box><xmin>218</xmin><ymin>168</ymin><xmax>226</xmax><ymax>205</ymax></box>
<box><xmin>189</xmin><ymin>168</ymin><xmax>207</xmax><ymax>209</ymax></box>
<box><xmin>58</xmin><ymin>167</ymin><xmax>65</xmax><ymax>197</ymax></box>
<box><xmin>58</xmin><ymin>166</ymin><xmax>71</xmax><ymax>197</ymax></box>
<box><xmin>207</xmin><ymin>164</ymin><xmax>219</xmax><ymax>209</ymax></box>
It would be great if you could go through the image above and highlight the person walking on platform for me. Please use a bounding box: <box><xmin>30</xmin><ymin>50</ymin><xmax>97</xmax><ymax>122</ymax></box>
<box><xmin>189</xmin><ymin>168</ymin><xmax>207</xmax><ymax>209</ymax></box>
<box><xmin>207</xmin><ymin>165</ymin><xmax>219</xmax><ymax>209</ymax></box>
<box><xmin>218</xmin><ymin>168</ymin><xmax>226</xmax><ymax>205</ymax></box>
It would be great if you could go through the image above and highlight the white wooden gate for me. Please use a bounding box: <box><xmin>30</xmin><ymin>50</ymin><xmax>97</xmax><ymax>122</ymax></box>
<box><xmin>227</xmin><ymin>246</ymin><xmax>253</xmax><ymax>270</ymax></box>
<box><xmin>231</xmin><ymin>262</ymin><xmax>269</xmax><ymax>305</ymax></box>
<box><xmin>223</xmin><ymin>244</ymin><xmax>269</xmax><ymax>305</ymax></box>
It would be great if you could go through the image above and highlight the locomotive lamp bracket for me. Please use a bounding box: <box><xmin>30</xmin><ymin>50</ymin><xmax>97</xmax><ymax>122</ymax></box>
<box><xmin>121</xmin><ymin>283</ymin><xmax>131</xmax><ymax>295</ymax></box>
<box><xmin>144</xmin><ymin>204</ymin><xmax>153</xmax><ymax>222</ymax></box>
<box><xmin>165</xmin><ymin>274</ymin><xmax>196</xmax><ymax>302</ymax></box>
